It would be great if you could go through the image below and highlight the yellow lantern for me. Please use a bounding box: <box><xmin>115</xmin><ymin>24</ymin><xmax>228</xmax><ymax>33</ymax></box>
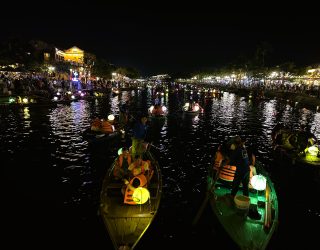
<box><xmin>307</xmin><ymin>145</ymin><xmax>319</xmax><ymax>156</ymax></box>
<box><xmin>132</xmin><ymin>187</ymin><xmax>150</xmax><ymax>204</ymax></box>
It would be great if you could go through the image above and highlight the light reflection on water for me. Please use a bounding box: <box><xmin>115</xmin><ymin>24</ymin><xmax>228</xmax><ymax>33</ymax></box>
<box><xmin>1</xmin><ymin>88</ymin><xmax>320</xmax><ymax>249</ymax></box>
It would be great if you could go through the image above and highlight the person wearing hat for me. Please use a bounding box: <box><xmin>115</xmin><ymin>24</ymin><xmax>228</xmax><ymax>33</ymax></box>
<box><xmin>229</xmin><ymin>136</ymin><xmax>251</xmax><ymax>198</ymax></box>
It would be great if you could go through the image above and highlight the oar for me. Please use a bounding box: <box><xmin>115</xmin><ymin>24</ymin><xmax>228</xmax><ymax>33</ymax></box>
<box><xmin>192</xmin><ymin>159</ymin><xmax>224</xmax><ymax>226</ymax></box>
<box><xmin>148</xmin><ymin>143</ymin><xmax>161</xmax><ymax>150</ymax></box>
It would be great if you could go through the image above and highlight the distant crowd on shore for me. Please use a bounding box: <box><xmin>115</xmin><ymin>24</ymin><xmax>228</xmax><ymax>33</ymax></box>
<box><xmin>0</xmin><ymin>71</ymin><xmax>117</xmax><ymax>98</ymax></box>
<box><xmin>1</xmin><ymin>70</ymin><xmax>320</xmax><ymax>100</ymax></box>
<box><xmin>186</xmin><ymin>78</ymin><xmax>320</xmax><ymax>99</ymax></box>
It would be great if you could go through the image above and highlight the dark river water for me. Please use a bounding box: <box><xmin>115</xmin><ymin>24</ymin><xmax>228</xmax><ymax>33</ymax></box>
<box><xmin>2</xmin><ymin>88</ymin><xmax>320</xmax><ymax>249</ymax></box>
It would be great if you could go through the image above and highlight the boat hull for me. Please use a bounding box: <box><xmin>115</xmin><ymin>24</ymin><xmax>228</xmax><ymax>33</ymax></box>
<box><xmin>208</xmin><ymin>162</ymin><xmax>279</xmax><ymax>250</ymax></box>
<box><xmin>100</xmin><ymin>150</ymin><xmax>162</xmax><ymax>250</ymax></box>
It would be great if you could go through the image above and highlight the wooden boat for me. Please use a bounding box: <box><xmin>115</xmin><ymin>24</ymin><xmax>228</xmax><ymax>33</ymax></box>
<box><xmin>99</xmin><ymin>149</ymin><xmax>162</xmax><ymax>250</ymax></box>
<box><xmin>182</xmin><ymin>102</ymin><xmax>203</xmax><ymax>114</ymax></box>
<box><xmin>271</xmin><ymin>125</ymin><xmax>320</xmax><ymax>166</ymax></box>
<box><xmin>148</xmin><ymin>105</ymin><xmax>167</xmax><ymax>121</ymax></box>
<box><xmin>82</xmin><ymin>128</ymin><xmax>121</xmax><ymax>144</ymax></box>
<box><xmin>1</xmin><ymin>95</ymin><xmax>56</xmax><ymax>108</ymax></box>
<box><xmin>207</xmin><ymin>146</ymin><xmax>279</xmax><ymax>250</ymax></box>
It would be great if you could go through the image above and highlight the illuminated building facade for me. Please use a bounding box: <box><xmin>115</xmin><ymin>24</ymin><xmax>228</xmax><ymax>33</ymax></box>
<box><xmin>55</xmin><ymin>46</ymin><xmax>84</xmax><ymax>65</ymax></box>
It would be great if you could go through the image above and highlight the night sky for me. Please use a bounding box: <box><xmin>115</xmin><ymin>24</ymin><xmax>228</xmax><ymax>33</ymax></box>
<box><xmin>1</xmin><ymin>1</ymin><xmax>319</xmax><ymax>77</ymax></box>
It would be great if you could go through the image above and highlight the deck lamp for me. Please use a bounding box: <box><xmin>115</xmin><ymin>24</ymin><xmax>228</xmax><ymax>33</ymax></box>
<box><xmin>108</xmin><ymin>114</ymin><xmax>115</xmax><ymax>121</ymax></box>
<box><xmin>251</xmin><ymin>174</ymin><xmax>267</xmax><ymax>191</ymax></box>
<box><xmin>306</xmin><ymin>145</ymin><xmax>319</xmax><ymax>156</ymax></box>
<box><xmin>251</xmin><ymin>174</ymin><xmax>267</xmax><ymax>206</ymax></box>
<box><xmin>117</xmin><ymin>147</ymin><xmax>123</xmax><ymax>156</ymax></box>
<box><xmin>132</xmin><ymin>187</ymin><xmax>150</xmax><ymax>205</ymax></box>
<box><xmin>149</xmin><ymin>105</ymin><xmax>154</xmax><ymax>113</ymax></box>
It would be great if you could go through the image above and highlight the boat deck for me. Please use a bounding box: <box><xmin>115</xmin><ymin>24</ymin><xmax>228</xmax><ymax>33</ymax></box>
<box><xmin>209</xmin><ymin>178</ymin><xmax>278</xmax><ymax>250</ymax></box>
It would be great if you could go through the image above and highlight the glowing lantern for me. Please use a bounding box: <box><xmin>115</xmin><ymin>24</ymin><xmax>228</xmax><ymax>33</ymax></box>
<box><xmin>118</xmin><ymin>147</ymin><xmax>123</xmax><ymax>156</ymax></box>
<box><xmin>162</xmin><ymin>106</ymin><xmax>167</xmax><ymax>112</ymax></box>
<box><xmin>307</xmin><ymin>145</ymin><xmax>319</xmax><ymax>156</ymax></box>
<box><xmin>251</xmin><ymin>174</ymin><xmax>267</xmax><ymax>191</ymax></box>
<box><xmin>149</xmin><ymin>105</ymin><xmax>154</xmax><ymax>113</ymax></box>
<box><xmin>53</xmin><ymin>96</ymin><xmax>58</xmax><ymax>101</ymax></box>
<box><xmin>108</xmin><ymin>114</ymin><xmax>115</xmax><ymax>121</ymax></box>
<box><xmin>132</xmin><ymin>187</ymin><xmax>150</xmax><ymax>204</ymax></box>
<box><xmin>22</xmin><ymin>98</ymin><xmax>28</xmax><ymax>104</ymax></box>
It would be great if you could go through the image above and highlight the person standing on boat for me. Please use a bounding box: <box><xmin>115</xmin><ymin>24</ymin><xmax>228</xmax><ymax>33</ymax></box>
<box><xmin>119</xmin><ymin>101</ymin><xmax>130</xmax><ymax>129</ymax></box>
<box><xmin>229</xmin><ymin>136</ymin><xmax>250</xmax><ymax>198</ymax></box>
<box><xmin>131</xmin><ymin>114</ymin><xmax>148</xmax><ymax>159</ymax></box>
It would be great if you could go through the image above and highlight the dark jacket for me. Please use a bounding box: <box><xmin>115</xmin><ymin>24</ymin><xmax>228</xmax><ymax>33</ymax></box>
<box><xmin>229</xmin><ymin>145</ymin><xmax>250</xmax><ymax>174</ymax></box>
<box><xmin>132</xmin><ymin>121</ymin><xmax>147</xmax><ymax>140</ymax></box>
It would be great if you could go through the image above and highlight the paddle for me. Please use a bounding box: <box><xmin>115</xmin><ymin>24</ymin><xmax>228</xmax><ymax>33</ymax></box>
<box><xmin>148</xmin><ymin>143</ymin><xmax>161</xmax><ymax>150</ymax></box>
<box><xmin>192</xmin><ymin>158</ymin><xmax>224</xmax><ymax>226</ymax></box>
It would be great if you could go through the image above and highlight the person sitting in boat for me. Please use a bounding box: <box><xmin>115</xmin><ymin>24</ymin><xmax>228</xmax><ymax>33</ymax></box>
<box><xmin>100</xmin><ymin>115</ymin><xmax>115</xmax><ymax>134</ymax></box>
<box><xmin>122</xmin><ymin>174</ymin><xmax>148</xmax><ymax>205</ymax></box>
<box><xmin>91</xmin><ymin>117</ymin><xmax>102</xmax><ymax>132</ymax></box>
<box><xmin>128</xmin><ymin>155</ymin><xmax>152</xmax><ymax>180</ymax></box>
<box><xmin>151</xmin><ymin>104</ymin><xmax>164</xmax><ymax>116</ymax></box>
<box><xmin>113</xmin><ymin>147</ymin><xmax>132</xmax><ymax>180</ymax></box>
